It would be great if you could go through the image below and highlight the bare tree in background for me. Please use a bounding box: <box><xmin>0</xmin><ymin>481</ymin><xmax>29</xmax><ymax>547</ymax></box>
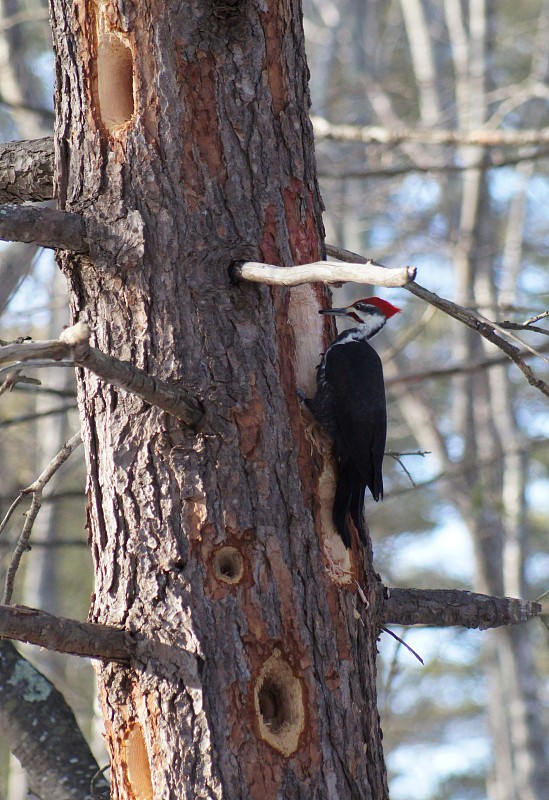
<box><xmin>306</xmin><ymin>1</ymin><xmax>549</xmax><ymax>798</ymax></box>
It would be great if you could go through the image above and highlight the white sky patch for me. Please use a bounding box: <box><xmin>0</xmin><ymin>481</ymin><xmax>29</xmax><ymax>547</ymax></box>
<box><xmin>388</xmin><ymin>515</ymin><xmax>475</xmax><ymax>583</ymax></box>
<box><xmin>3</xmin><ymin>249</ymin><xmax>58</xmax><ymax>332</ymax></box>
<box><xmin>388</xmin><ymin>738</ymin><xmax>490</xmax><ymax>800</ymax></box>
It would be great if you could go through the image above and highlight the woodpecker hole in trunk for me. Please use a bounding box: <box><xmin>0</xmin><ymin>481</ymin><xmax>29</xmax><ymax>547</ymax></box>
<box><xmin>212</xmin><ymin>546</ymin><xmax>244</xmax><ymax>584</ymax></box>
<box><xmin>121</xmin><ymin>722</ymin><xmax>153</xmax><ymax>800</ymax></box>
<box><xmin>95</xmin><ymin>29</ymin><xmax>135</xmax><ymax>133</ymax></box>
<box><xmin>254</xmin><ymin>651</ymin><xmax>305</xmax><ymax>755</ymax></box>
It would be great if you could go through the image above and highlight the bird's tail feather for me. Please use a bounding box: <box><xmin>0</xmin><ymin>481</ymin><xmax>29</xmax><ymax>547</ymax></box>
<box><xmin>333</xmin><ymin>469</ymin><xmax>368</xmax><ymax>548</ymax></box>
<box><xmin>350</xmin><ymin>486</ymin><xmax>367</xmax><ymax>546</ymax></box>
<box><xmin>333</xmin><ymin>473</ymin><xmax>353</xmax><ymax>548</ymax></box>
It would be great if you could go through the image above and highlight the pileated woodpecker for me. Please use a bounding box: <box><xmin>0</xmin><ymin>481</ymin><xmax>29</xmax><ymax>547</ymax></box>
<box><xmin>303</xmin><ymin>296</ymin><xmax>400</xmax><ymax>548</ymax></box>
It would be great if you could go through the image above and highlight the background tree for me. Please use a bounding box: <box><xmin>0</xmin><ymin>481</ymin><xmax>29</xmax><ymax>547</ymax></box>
<box><xmin>305</xmin><ymin>1</ymin><xmax>549</xmax><ymax>797</ymax></box>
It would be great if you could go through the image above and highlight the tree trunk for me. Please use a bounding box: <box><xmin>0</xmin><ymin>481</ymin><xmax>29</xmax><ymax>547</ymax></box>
<box><xmin>49</xmin><ymin>1</ymin><xmax>388</xmax><ymax>797</ymax></box>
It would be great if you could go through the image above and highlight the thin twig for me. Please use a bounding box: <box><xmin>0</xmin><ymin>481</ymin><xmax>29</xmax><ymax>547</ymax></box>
<box><xmin>0</xmin><ymin>360</ymin><xmax>75</xmax><ymax>381</ymax></box>
<box><xmin>524</xmin><ymin>310</ymin><xmax>549</xmax><ymax>326</ymax></box>
<box><xmin>380</xmin><ymin>439</ymin><xmax>549</xmax><ymax>501</ymax></box>
<box><xmin>385</xmin><ymin>450</ymin><xmax>430</xmax><ymax>488</ymax></box>
<box><xmin>385</xmin><ymin>340</ymin><xmax>549</xmax><ymax>386</ymax></box>
<box><xmin>381</xmin><ymin>627</ymin><xmax>424</xmax><ymax>665</ymax></box>
<box><xmin>0</xmin><ymin>403</ymin><xmax>77</xmax><ymax>428</ymax></box>
<box><xmin>90</xmin><ymin>764</ymin><xmax>110</xmax><ymax>799</ymax></box>
<box><xmin>2</xmin><ymin>432</ymin><xmax>82</xmax><ymax>605</ymax></box>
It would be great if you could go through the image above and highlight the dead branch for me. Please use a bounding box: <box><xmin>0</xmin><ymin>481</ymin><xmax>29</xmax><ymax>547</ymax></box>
<box><xmin>382</xmin><ymin>440</ymin><xmax>549</xmax><ymax>501</ymax></box>
<box><xmin>0</xmin><ymin>322</ymin><xmax>204</xmax><ymax>426</ymax></box>
<box><xmin>318</xmin><ymin>148</ymin><xmax>549</xmax><ymax>179</ymax></box>
<box><xmin>312</xmin><ymin>115</ymin><xmax>549</xmax><ymax>147</ymax></box>
<box><xmin>0</xmin><ymin>204</ymin><xmax>88</xmax><ymax>251</ymax></box>
<box><xmin>0</xmin><ymin>604</ymin><xmax>132</xmax><ymax>662</ymax></box>
<box><xmin>385</xmin><ymin>340</ymin><xmax>549</xmax><ymax>386</ymax></box>
<box><xmin>0</xmin><ymin>604</ymin><xmax>201</xmax><ymax>686</ymax></box>
<box><xmin>0</xmin><ymin>403</ymin><xmax>77</xmax><ymax>428</ymax></box>
<box><xmin>1</xmin><ymin>432</ymin><xmax>82</xmax><ymax>604</ymax></box>
<box><xmin>231</xmin><ymin>259</ymin><xmax>417</xmax><ymax>288</ymax></box>
<box><xmin>325</xmin><ymin>244</ymin><xmax>549</xmax><ymax>400</ymax></box>
<box><xmin>383</xmin><ymin>588</ymin><xmax>541</xmax><ymax>630</ymax></box>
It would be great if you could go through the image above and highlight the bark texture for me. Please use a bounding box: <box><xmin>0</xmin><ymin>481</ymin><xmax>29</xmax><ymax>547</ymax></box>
<box><xmin>49</xmin><ymin>1</ymin><xmax>388</xmax><ymax>798</ymax></box>
<box><xmin>0</xmin><ymin>137</ymin><xmax>54</xmax><ymax>203</ymax></box>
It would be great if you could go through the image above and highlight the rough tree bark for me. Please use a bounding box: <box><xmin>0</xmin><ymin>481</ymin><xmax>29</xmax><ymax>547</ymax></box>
<box><xmin>48</xmin><ymin>1</ymin><xmax>387</xmax><ymax>798</ymax></box>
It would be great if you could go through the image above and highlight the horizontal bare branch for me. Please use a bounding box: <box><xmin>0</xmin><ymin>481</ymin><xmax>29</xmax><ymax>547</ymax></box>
<box><xmin>0</xmin><ymin>604</ymin><xmax>132</xmax><ymax>662</ymax></box>
<box><xmin>0</xmin><ymin>604</ymin><xmax>201</xmax><ymax>685</ymax></box>
<box><xmin>231</xmin><ymin>259</ymin><xmax>417</xmax><ymax>288</ymax></box>
<box><xmin>0</xmin><ymin>204</ymin><xmax>88</xmax><ymax>251</ymax></box>
<box><xmin>318</xmin><ymin>148</ymin><xmax>549</xmax><ymax>179</ymax></box>
<box><xmin>0</xmin><ymin>322</ymin><xmax>204</xmax><ymax>426</ymax></box>
<box><xmin>386</xmin><ymin>340</ymin><xmax>549</xmax><ymax>386</ymax></box>
<box><xmin>313</xmin><ymin>116</ymin><xmax>549</xmax><ymax>148</ymax></box>
<box><xmin>0</xmin><ymin>138</ymin><xmax>54</xmax><ymax>203</ymax></box>
<box><xmin>383</xmin><ymin>587</ymin><xmax>541</xmax><ymax>630</ymax></box>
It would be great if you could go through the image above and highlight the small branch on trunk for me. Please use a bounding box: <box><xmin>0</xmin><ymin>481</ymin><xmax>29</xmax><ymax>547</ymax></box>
<box><xmin>0</xmin><ymin>322</ymin><xmax>204</xmax><ymax>426</ymax></box>
<box><xmin>0</xmin><ymin>604</ymin><xmax>132</xmax><ymax>662</ymax></box>
<box><xmin>383</xmin><ymin>588</ymin><xmax>541</xmax><ymax>630</ymax></box>
<box><xmin>0</xmin><ymin>604</ymin><xmax>201</xmax><ymax>686</ymax></box>
<box><xmin>230</xmin><ymin>259</ymin><xmax>417</xmax><ymax>288</ymax></box>
<box><xmin>0</xmin><ymin>138</ymin><xmax>54</xmax><ymax>203</ymax></box>
<box><xmin>0</xmin><ymin>204</ymin><xmax>89</xmax><ymax>251</ymax></box>
<box><xmin>326</xmin><ymin>244</ymin><xmax>549</xmax><ymax>400</ymax></box>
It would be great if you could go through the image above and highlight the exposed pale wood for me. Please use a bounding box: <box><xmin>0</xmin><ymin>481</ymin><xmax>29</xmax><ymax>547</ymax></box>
<box><xmin>233</xmin><ymin>259</ymin><xmax>417</xmax><ymax>287</ymax></box>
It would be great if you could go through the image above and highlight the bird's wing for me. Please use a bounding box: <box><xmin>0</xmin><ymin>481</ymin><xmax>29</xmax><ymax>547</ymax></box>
<box><xmin>324</xmin><ymin>340</ymin><xmax>387</xmax><ymax>494</ymax></box>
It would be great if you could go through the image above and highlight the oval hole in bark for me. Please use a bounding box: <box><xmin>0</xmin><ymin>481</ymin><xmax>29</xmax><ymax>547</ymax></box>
<box><xmin>254</xmin><ymin>652</ymin><xmax>304</xmax><ymax>755</ymax></box>
<box><xmin>212</xmin><ymin>546</ymin><xmax>244</xmax><ymax>584</ymax></box>
<box><xmin>123</xmin><ymin>723</ymin><xmax>153</xmax><ymax>800</ymax></box>
<box><xmin>96</xmin><ymin>31</ymin><xmax>135</xmax><ymax>132</ymax></box>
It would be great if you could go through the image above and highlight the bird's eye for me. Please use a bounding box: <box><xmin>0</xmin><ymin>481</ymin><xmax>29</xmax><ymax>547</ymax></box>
<box><xmin>355</xmin><ymin>302</ymin><xmax>372</xmax><ymax>313</ymax></box>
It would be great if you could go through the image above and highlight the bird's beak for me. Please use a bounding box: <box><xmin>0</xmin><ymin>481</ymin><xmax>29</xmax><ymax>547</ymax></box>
<box><xmin>319</xmin><ymin>306</ymin><xmax>351</xmax><ymax>317</ymax></box>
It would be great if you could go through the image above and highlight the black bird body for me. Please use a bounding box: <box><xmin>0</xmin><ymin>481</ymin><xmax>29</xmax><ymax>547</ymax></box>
<box><xmin>304</xmin><ymin>297</ymin><xmax>400</xmax><ymax>547</ymax></box>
